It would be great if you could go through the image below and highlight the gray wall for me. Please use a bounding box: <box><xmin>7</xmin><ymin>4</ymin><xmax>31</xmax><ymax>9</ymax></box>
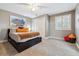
<box><xmin>0</xmin><ymin>9</ymin><xmax>31</xmax><ymax>41</ymax></box>
<box><xmin>45</xmin><ymin>15</ymin><xmax>50</xmax><ymax>37</ymax></box>
<box><xmin>75</xmin><ymin>4</ymin><xmax>79</xmax><ymax>48</ymax></box>
<box><xmin>49</xmin><ymin>10</ymin><xmax>75</xmax><ymax>38</ymax></box>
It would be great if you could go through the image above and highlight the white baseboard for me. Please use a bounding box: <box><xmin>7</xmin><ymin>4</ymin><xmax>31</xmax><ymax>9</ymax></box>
<box><xmin>0</xmin><ymin>40</ymin><xmax>8</xmax><ymax>43</ymax></box>
<box><xmin>42</xmin><ymin>36</ymin><xmax>50</xmax><ymax>39</ymax></box>
<box><xmin>46</xmin><ymin>36</ymin><xmax>63</xmax><ymax>40</ymax></box>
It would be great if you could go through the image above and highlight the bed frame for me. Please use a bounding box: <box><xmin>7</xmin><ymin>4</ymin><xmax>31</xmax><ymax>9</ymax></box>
<box><xmin>7</xmin><ymin>29</ymin><xmax>42</xmax><ymax>52</ymax></box>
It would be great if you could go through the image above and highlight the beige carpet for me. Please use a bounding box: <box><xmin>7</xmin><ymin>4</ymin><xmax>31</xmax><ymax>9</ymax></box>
<box><xmin>16</xmin><ymin>39</ymin><xmax>79</xmax><ymax>56</ymax></box>
<box><xmin>0</xmin><ymin>42</ymin><xmax>18</xmax><ymax>56</ymax></box>
<box><xmin>0</xmin><ymin>39</ymin><xmax>79</xmax><ymax>56</ymax></box>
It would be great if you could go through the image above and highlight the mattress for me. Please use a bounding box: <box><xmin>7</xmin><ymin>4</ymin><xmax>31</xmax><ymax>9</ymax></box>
<box><xmin>9</xmin><ymin>32</ymin><xmax>41</xmax><ymax>42</ymax></box>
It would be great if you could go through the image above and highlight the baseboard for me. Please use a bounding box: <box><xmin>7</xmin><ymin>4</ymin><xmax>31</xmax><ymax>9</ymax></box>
<box><xmin>0</xmin><ymin>40</ymin><xmax>8</xmax><ymax>43</ymax></box>
<box><xmin>42</xmin><ymin>36</ymin><xmax>51</xmax><ymax>39</ymax></box>
<box><xmin>46</xmin><ymin>36</ymin><xmax>63</xmax><ymax>40</ymax></box>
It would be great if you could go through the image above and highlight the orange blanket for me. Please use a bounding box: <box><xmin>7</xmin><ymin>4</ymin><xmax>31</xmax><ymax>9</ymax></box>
<box><xmin>17</xmin><ymin>32</ymin><xmax>40</xmax><ymax>39</ymax></box>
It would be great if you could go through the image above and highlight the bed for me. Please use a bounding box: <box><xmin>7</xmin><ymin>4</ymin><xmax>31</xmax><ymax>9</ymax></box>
<box><xmin>8</xmin><ymin>29</ymin><xmax>42</xmax><ymax>52</ymax></box>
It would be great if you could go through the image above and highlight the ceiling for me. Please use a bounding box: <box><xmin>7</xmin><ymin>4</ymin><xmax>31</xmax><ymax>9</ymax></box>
<box><xmin>0</xmin><ymin>3</ymin><xmax>77</xmax><ymax>18</ymax></box>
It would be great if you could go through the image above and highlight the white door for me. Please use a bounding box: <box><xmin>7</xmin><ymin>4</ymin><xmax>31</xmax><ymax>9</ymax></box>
<box><xmin>32</xmin><ymin>17</ymin><xmax>45</xmax><ymax>37</ymax></box>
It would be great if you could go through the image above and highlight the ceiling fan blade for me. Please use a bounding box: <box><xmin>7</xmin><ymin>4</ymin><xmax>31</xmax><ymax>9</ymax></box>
<box><xmin>38</xmin><ymin>6</ymin><xmax>48</xmax><ymax>8</ymax></box>
<box><xmin>18</xmin><ymin>3</ymin><xmax>30</xmax><ymax>6</ymax></box>
<box><xmin>17</xmin><ymin>3</ymin><xmax>48</xmax><ymax>11</ymax></box>
<box><xmin>17</xmin><ymin>3</ymin><xmax>33</xmax><ymax>9</ymax></box>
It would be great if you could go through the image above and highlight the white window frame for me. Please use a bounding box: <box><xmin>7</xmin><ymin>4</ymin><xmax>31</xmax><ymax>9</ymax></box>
<box><xmin>55</xmin><ymin>14</ymin><xmax>71</xmax><ymax>30</ymax></box>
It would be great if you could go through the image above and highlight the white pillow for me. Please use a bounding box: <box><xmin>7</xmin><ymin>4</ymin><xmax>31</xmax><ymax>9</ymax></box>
<box><xmin>10</xmin><ymin>29</ymin><xmax>16</xmax><ymax>33</ymax></box>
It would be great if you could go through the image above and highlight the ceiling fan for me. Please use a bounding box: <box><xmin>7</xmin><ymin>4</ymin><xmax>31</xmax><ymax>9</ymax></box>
<box><xmin>18</xmin><ymin>3</ymin><xmax>47</xmax><ymax>11</ymax></box>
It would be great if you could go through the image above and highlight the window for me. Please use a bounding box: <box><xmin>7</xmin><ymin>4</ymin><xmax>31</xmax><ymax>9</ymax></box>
<box><xmin>55</xmin><ymin>14</ymin><xmax>71</xmax><ymax>30</ymax></box>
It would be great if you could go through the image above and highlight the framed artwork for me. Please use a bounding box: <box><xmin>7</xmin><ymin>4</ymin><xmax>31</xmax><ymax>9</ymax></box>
<box><xmin>10</xmin><ymin>15</ymin><xmax>32</xmax><ymax>31</ymax></box>
<box><xmin>10</xmin><ymin>15</ymin><xmax>26</xmax><ymax>28</ymax></box>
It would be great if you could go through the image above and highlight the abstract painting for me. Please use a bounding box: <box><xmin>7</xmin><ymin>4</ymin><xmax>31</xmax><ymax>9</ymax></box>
<box><xmin>10</xmin><ymin>16</ymin><xmax>26</xmax><ymax>28</ymax></box>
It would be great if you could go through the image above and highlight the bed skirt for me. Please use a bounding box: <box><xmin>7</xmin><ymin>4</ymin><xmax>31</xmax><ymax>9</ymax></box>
<box><xmin>8</xmin><ymin>37</ymin><xmax>42</xmax><ymax>52</ymax></box>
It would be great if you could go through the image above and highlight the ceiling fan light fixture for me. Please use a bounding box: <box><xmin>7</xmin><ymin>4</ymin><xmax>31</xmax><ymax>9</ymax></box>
<box><xmin>32</xmin><ymin>6</ymin><xmax>39</xmax><ymax>11</ymax></box>
<box><xmin>32</xmin><ymin>7</ymin><xmax>36</xmax><ymax>11</ymax></box>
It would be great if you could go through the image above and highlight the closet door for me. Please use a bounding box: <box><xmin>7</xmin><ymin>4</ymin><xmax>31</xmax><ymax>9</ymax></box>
<box><xmin>32</xmin><ymin>17</ymin><xmax>45</xmax><ymax>37</ymax></box>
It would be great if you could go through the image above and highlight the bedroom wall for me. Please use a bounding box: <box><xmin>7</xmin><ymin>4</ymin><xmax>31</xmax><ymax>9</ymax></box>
<box><xmin>75</xmin><ymin>4</ymin><xmax>79</xmax><ymax>49</ymax></box>
<box><xmin>0</xmin><ymin>9</ymin><xmax>31</xmax><ymax>41</ymax></box>
<box><xmin>49</xmin><ymin>10</ymin><xmax>75</xmax><ymax>40</ymax></box>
